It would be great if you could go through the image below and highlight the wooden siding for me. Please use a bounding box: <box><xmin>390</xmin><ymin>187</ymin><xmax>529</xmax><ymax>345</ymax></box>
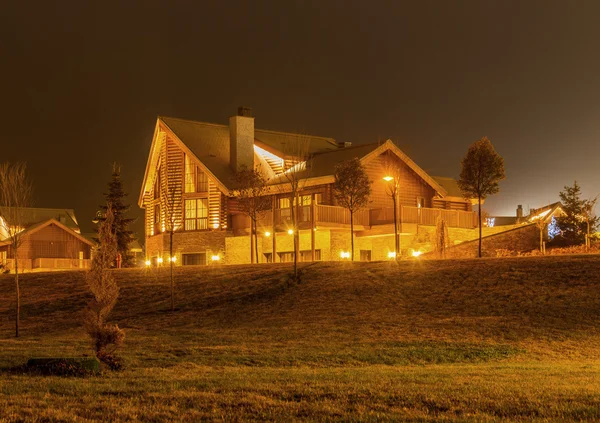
<box><xmin>2</xmin><ymin>224</ymin><xmax>91</xmax><ymax>260</ymax></box>
<box><xmin>143</xmin><ymin>130</ymin><xmax>228</xmax><ymax>235</ymax></box>
<box><xmin>162</xmin><ymin>135</ymin><xmax>184</xmax><ymax>230</ymax></box>
<box><xmin>363</xmin><ymin>151</ymin><xmax>437</xmax><ymax>209</ymax></box>
<box><xmin>432</xmin><ymin>198</ymin><xmax>471</xmax><ymax>212</ymax></box>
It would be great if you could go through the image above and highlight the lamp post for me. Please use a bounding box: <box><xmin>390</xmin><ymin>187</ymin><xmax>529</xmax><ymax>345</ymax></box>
<box><xmin>384</xmin><ymin>176</ymin><xmax>400</xmax><ymax>259</ymax></box>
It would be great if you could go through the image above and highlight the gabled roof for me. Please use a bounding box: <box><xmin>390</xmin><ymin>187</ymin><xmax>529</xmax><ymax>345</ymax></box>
<box><xmin>432</xmin><ymin>177</ymin><xmax>463</xmax><ymax>198</ymax></box>
<box><xmin>268</xmin><ymin>140</ymin><xmax>449</xmax><ymax>197</ymax></box>
<box><xmin>140</xmin><ymin>117</ymin><xmax>460</xmax><ymax>204</ymax></box>
<box><xmin>0</xmin><ymin>207</ymin><xmax>80</xmax><ymax>232</ymax></box>
<box><xmin>527</xmin><ymin>202</ymin><xmax>564</xmax><ymax>223</ymax></box>
<box><xmin>0</xmin><ymin>218</ymin><xmax>93</xmax><ymax>247</ymax></box>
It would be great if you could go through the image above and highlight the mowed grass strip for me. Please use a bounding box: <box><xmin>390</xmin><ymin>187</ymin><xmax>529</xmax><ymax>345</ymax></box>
<box><xmin>1</xmin><ymin>256</ymin><xmax>600</xmax><ymax>421</ymax></box>
<box><xmin>1</xmin><ymin>364</ymin><xmax>600</xmax><ymax>421</ymax></box>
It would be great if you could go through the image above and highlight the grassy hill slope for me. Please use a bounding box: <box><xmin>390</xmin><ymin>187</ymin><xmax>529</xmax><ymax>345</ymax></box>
<box><xmin>1</xmin><ymin>256</ymin><xmax>600</xmax><ymax>421</ymax></box>
<box><xmin>1</xmin><ymin>256</ymin><xmax>600</xmax><ymax>364</ymax></box>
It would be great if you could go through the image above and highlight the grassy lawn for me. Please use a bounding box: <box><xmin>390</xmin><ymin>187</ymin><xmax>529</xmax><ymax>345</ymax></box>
<box><xmin>1</xmin><ymin>256</ymin><xmax>600</xmax><ymax>421</ymax></box>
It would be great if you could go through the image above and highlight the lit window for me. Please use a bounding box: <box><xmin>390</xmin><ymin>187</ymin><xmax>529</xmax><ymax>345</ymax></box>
<box><xmin>184</xmin><ymin>154</ymin><xmax>195</xmax><ymax>193</ymax></box>
<box><xmin>184</xmin><ymin>199</ymin><xmax>208</xmax><ymax>230</ymax></box>
<box><xmin>184</xmin><ymin>154</ymin><xmax>209</xmax><ymax>193</ymax></box>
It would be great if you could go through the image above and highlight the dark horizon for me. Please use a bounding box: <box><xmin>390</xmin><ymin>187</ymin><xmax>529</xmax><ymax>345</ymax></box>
<box><xmin>2</xmin><ymin>0</ymin><xmax>599</xmax><ymax>237</ymax></box>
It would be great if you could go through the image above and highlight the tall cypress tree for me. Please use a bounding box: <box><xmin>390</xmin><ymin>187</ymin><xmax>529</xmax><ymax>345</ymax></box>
<box><xmin>97</xmin><ymin>164</ymin><xmax>135</xmax><ymax>267</ymax></box>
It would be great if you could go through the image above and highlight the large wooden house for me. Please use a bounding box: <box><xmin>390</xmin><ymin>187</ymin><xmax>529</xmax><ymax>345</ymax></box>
<box><xmin>139</xmin><ymin>108</ymin><xmax>476</xmax><ymax>265</ymax></box>
<box><xmin>0</xmin><ymin>208</ymin><xmax>93</xmax><ymax>271</ymax></box>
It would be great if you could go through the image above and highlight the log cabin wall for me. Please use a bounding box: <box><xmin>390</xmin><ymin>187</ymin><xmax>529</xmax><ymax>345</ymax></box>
<box><xmin>432</xmin><ymin>198</ymin><xmax>471</xmax><ymax>211</ymax></box>
<box><xmin>4</xmin><ymin>224</ymin><xmax>91</xmax><ymax>260</ymax></box>
<box><xmin>161</xmin><ymin>135</ymin><xmax>184</xmax><ymax>231</ymax></box>
<box><xmin>144</xmin><ymin>128</ymin><xmax>229</xmax><ymax>237</ymax></box>
<box><xmin>362</xmin><ymin>151</ymin><xmax>436</xmax><ymax>209</ymax></box>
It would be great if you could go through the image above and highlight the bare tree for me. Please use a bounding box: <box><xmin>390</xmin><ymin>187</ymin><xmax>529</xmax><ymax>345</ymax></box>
<box><xmin>534</xmin><ymin>216</ymin><xmax>546</xmax><ymax>253</ymax></box>
<box><xmin>333</xmin><ymin>158</ymin><xmax>372</xmax><ymax>261</ymax></box>
<box><xmin>0</xmin><ymin>162</ymin><xmax>33</xmax><ymax>337</ymax></box>
<box><xmin>281</xmin><ymin>136</ymin><xmax>311</xmax><ymax>278</ymax></box>
<box><xmin>83</xmin><ymin>205</ymin><xmax>125</xmax><ymax>368</ymax></box>
<box><xmin>161</xmin><ymin>177</ymin><xmax>179</xmax><ymax>312</ymax></box>
<box><xmin>458</xmin><ymin>137</ymin><xmax>505</xmax><ymax>258</ymax></box>
<box><xmin>383</xmin><ymin>155</ymin><xmax>402</xmax><ymax>259</ymax></box>
<box><xmin>232</xmin><ymin>165</ymin><xmax>272</xmax><ymax>263</ymax></box>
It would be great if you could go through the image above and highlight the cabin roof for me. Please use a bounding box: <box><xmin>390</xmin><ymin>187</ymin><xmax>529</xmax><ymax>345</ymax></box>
<box><xmin>0</xmin><ymin>218</ymin><xmax>93</xmax><ymax>247</ymax></box>
<box><xmin>0</xmin><ymin>207</ymin><xmax>80</xmax><ymax>232</ymax></box>
<box><xmin>140</xmin><ymin>116</ymin><xmax>468</xmax><ymax>204</ymax></box>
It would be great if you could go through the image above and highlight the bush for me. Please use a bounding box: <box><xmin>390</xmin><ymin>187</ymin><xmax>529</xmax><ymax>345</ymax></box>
<box><xmin>26</xmin><ymin>358</ymin><xmax>100</xmax><ymax>376</ymax></box>
<box><xmin>548</xmin><ymin>245</ymin><xmax>600</xmax><ymax>255</ymax></box>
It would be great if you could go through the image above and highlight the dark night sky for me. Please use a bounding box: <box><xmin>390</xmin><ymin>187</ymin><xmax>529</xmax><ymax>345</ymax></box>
<box><xmin>2</xmin><ymin>1</ymin><xmax>599</xmax><ymax>237</ymax></box>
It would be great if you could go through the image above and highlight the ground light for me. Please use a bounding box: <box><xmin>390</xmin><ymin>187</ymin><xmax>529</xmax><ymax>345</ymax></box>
<box><xmin>157</xmin><ymin>257</ymin><xmax>163</xmax><ymax>264</ymax></box>
<box><xmin>340</xmin><ymin>251</ymin><xmax>350</xmax><ymax>259</ymax></box>
<box><xmin>383</xmin><ymin>175</ymin><xmax>393</xmax><ymax>181</ymax></box>
<box><xmin>288</xmin><ymin>229</ymin><xmax>294</xmax><ymax>235</ymax></box>
<box><xmin>412</xmin><ymin>251</ymin><xmax>422</xmax><ymax>257</ymax></box>
<box><xmin>211</xmin><ymin>255</ymin><xmax>221</xmax><ymax>262</ymax></box>
<box><xmin>388</xmin><ymin>251</ymin><xmax>397</xmax><ymax>259</ymax></box>
<box><xmin>145</xmin><ymin>260</ymin><xmax>151</xmax><ymax>266</ymax></box>
<box><xmin>170</xmin><ymin>256</ymin><xmax>177</xmax><ymax>262</ymax></box>
<box><xmin>264</xmin><ymin>231</ymin><xmax>271</xmax><ymax>237</ymax></box>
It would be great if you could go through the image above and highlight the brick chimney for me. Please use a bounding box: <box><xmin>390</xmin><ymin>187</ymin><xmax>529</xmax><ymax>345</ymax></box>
<box><xmin>229</xmin><ymin>107</ymin><xmax>255</xmax><ymax>172</ymax></box>
<box><xmin>516</xmin><ymin>205</ymin><xmax>523</xmax><ymax>221</ymax></box>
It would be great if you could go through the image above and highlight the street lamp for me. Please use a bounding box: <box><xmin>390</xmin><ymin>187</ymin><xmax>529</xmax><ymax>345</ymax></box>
<box><xmin>383</xmin><ymin>175</ymin><xmax>400</xmax><ymax>259</ymax></box>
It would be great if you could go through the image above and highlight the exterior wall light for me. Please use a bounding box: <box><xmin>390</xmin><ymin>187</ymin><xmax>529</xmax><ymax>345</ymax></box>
<box><xmin>211</xmin><ymin>255</ymin><xmax>221</xmax><ymax>261</ymax></box>
<box><xmin>264</xmin><ymin>231</ymin><xmax>271</xmax><ymax>237</ymax></box>
<box><xmin>387</xmin><ymin>251</ymin><xmax>397</xmax><ymax>259</ymax></box>
<box><xmin>170</xmin><ymin>256</ymin><xmax>177</xmax><ymax>262</ymax></box>
<box><xmin>340</xmin><ymin>251</ymin><xmax>350</xmax><ymax>259</ymax></box>
<box><xmin>145</xmin><ymin>260</ymin><xmax>151</xmax><ymax>266</ymax></box>
<box><xmin>383</xmin><ymin>176</ymin><xmax>393</xmax><ymax>182</ymax></box>
<box><xmin>288</xmin><ymin>229</ymin><xmax>294</xmax><ymax>235</ymax></box>
<box><xmin>412</xmin><ymin>251</ymin><xmax>422</xmax><ymax>257</ymax></box>
<box><xmin>213</xmin><ymin>223</ymin><xmax>220</xmax><ymax>229</ymax></box>
<box><xmin>157</xmin><ymin>257</ymin><xmax>164</xmax><ymax>264</ymax></box>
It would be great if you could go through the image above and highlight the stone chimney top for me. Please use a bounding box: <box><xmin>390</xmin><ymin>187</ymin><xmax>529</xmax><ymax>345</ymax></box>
<box><xmin>237</xmin><ymin>107</ymin><xmax>253</xmax><ymax>117</ymax></box>
<box><xmin>516</xmin><ymin>205</ymin><xmax>523</xmax><ymax>219</ymax></box>
<box><xmin>229</xmin><ymin>107</ymin><xmax>255</xmax><ymax>172</ymax></box>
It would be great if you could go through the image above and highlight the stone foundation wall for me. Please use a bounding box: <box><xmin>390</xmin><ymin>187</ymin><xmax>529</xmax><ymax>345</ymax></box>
<box><xmin>144</xmin><ymin>223</ymin><xmax>534</xmax><ymax>265</ymax></box>
<box><xmin>441</xmin><ymin>224</ymin><xmax>539</xmax><ymax>258</ymax></box>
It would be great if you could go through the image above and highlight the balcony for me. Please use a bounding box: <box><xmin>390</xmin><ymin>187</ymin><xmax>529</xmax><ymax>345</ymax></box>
<box><xmin>233</xmin><ymin>204</ymin><xmax>476</xmax><ymax>231</ymax></box>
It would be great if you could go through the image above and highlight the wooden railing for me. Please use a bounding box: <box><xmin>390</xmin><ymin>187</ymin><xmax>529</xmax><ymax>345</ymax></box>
<box><xmin>234</xmin><ymin>205</ymin><xmax>476</xmax><ymax>230</ymax></box>
<box><xmin>372</xmin><ymin>206</ymin><xmax>476</xmax><ymax>228</ymax></box>
<box><xmin>314</xmin><ymin>205</ymin><xmax>370</xmax><ymax>226</ymax></box>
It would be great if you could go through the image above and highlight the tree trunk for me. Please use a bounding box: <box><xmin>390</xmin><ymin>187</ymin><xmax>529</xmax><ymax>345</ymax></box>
<box><xmin>250</xmin><ymin>219</ymin><xmax>254</xmax><ymax>264</ymax></box>
<box><xmin>291</xmin><ymin>194</ymin><xmax>297</xmax><ymax>277</ymax></box>
<box><xmin>15</xmin><ymin>245</ymin><xmax>19</xmax><ymax>338</ymax></box>
<box><xmin>170</xmin><ymin>231</ymin><xmax>174</xmax><ymax>312</ymax></box>
<box><xmin>253</xmin><ymin>218</ymin><xmax>259</xmax><ymax>264</ymax></box>
<box><xmin>478</xmin><ymin>196</ymin><xmax>482</xmax><ymax>258</ymax></box>
<box><xmin>393</xmin><ymin>195</ymin><xmax>399</xmax><ymax>259</ymax></box>
<box><xmin>350</xmin><ymin>210</ymin><xmax>355</xmax><ymax>261</ymax></box>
